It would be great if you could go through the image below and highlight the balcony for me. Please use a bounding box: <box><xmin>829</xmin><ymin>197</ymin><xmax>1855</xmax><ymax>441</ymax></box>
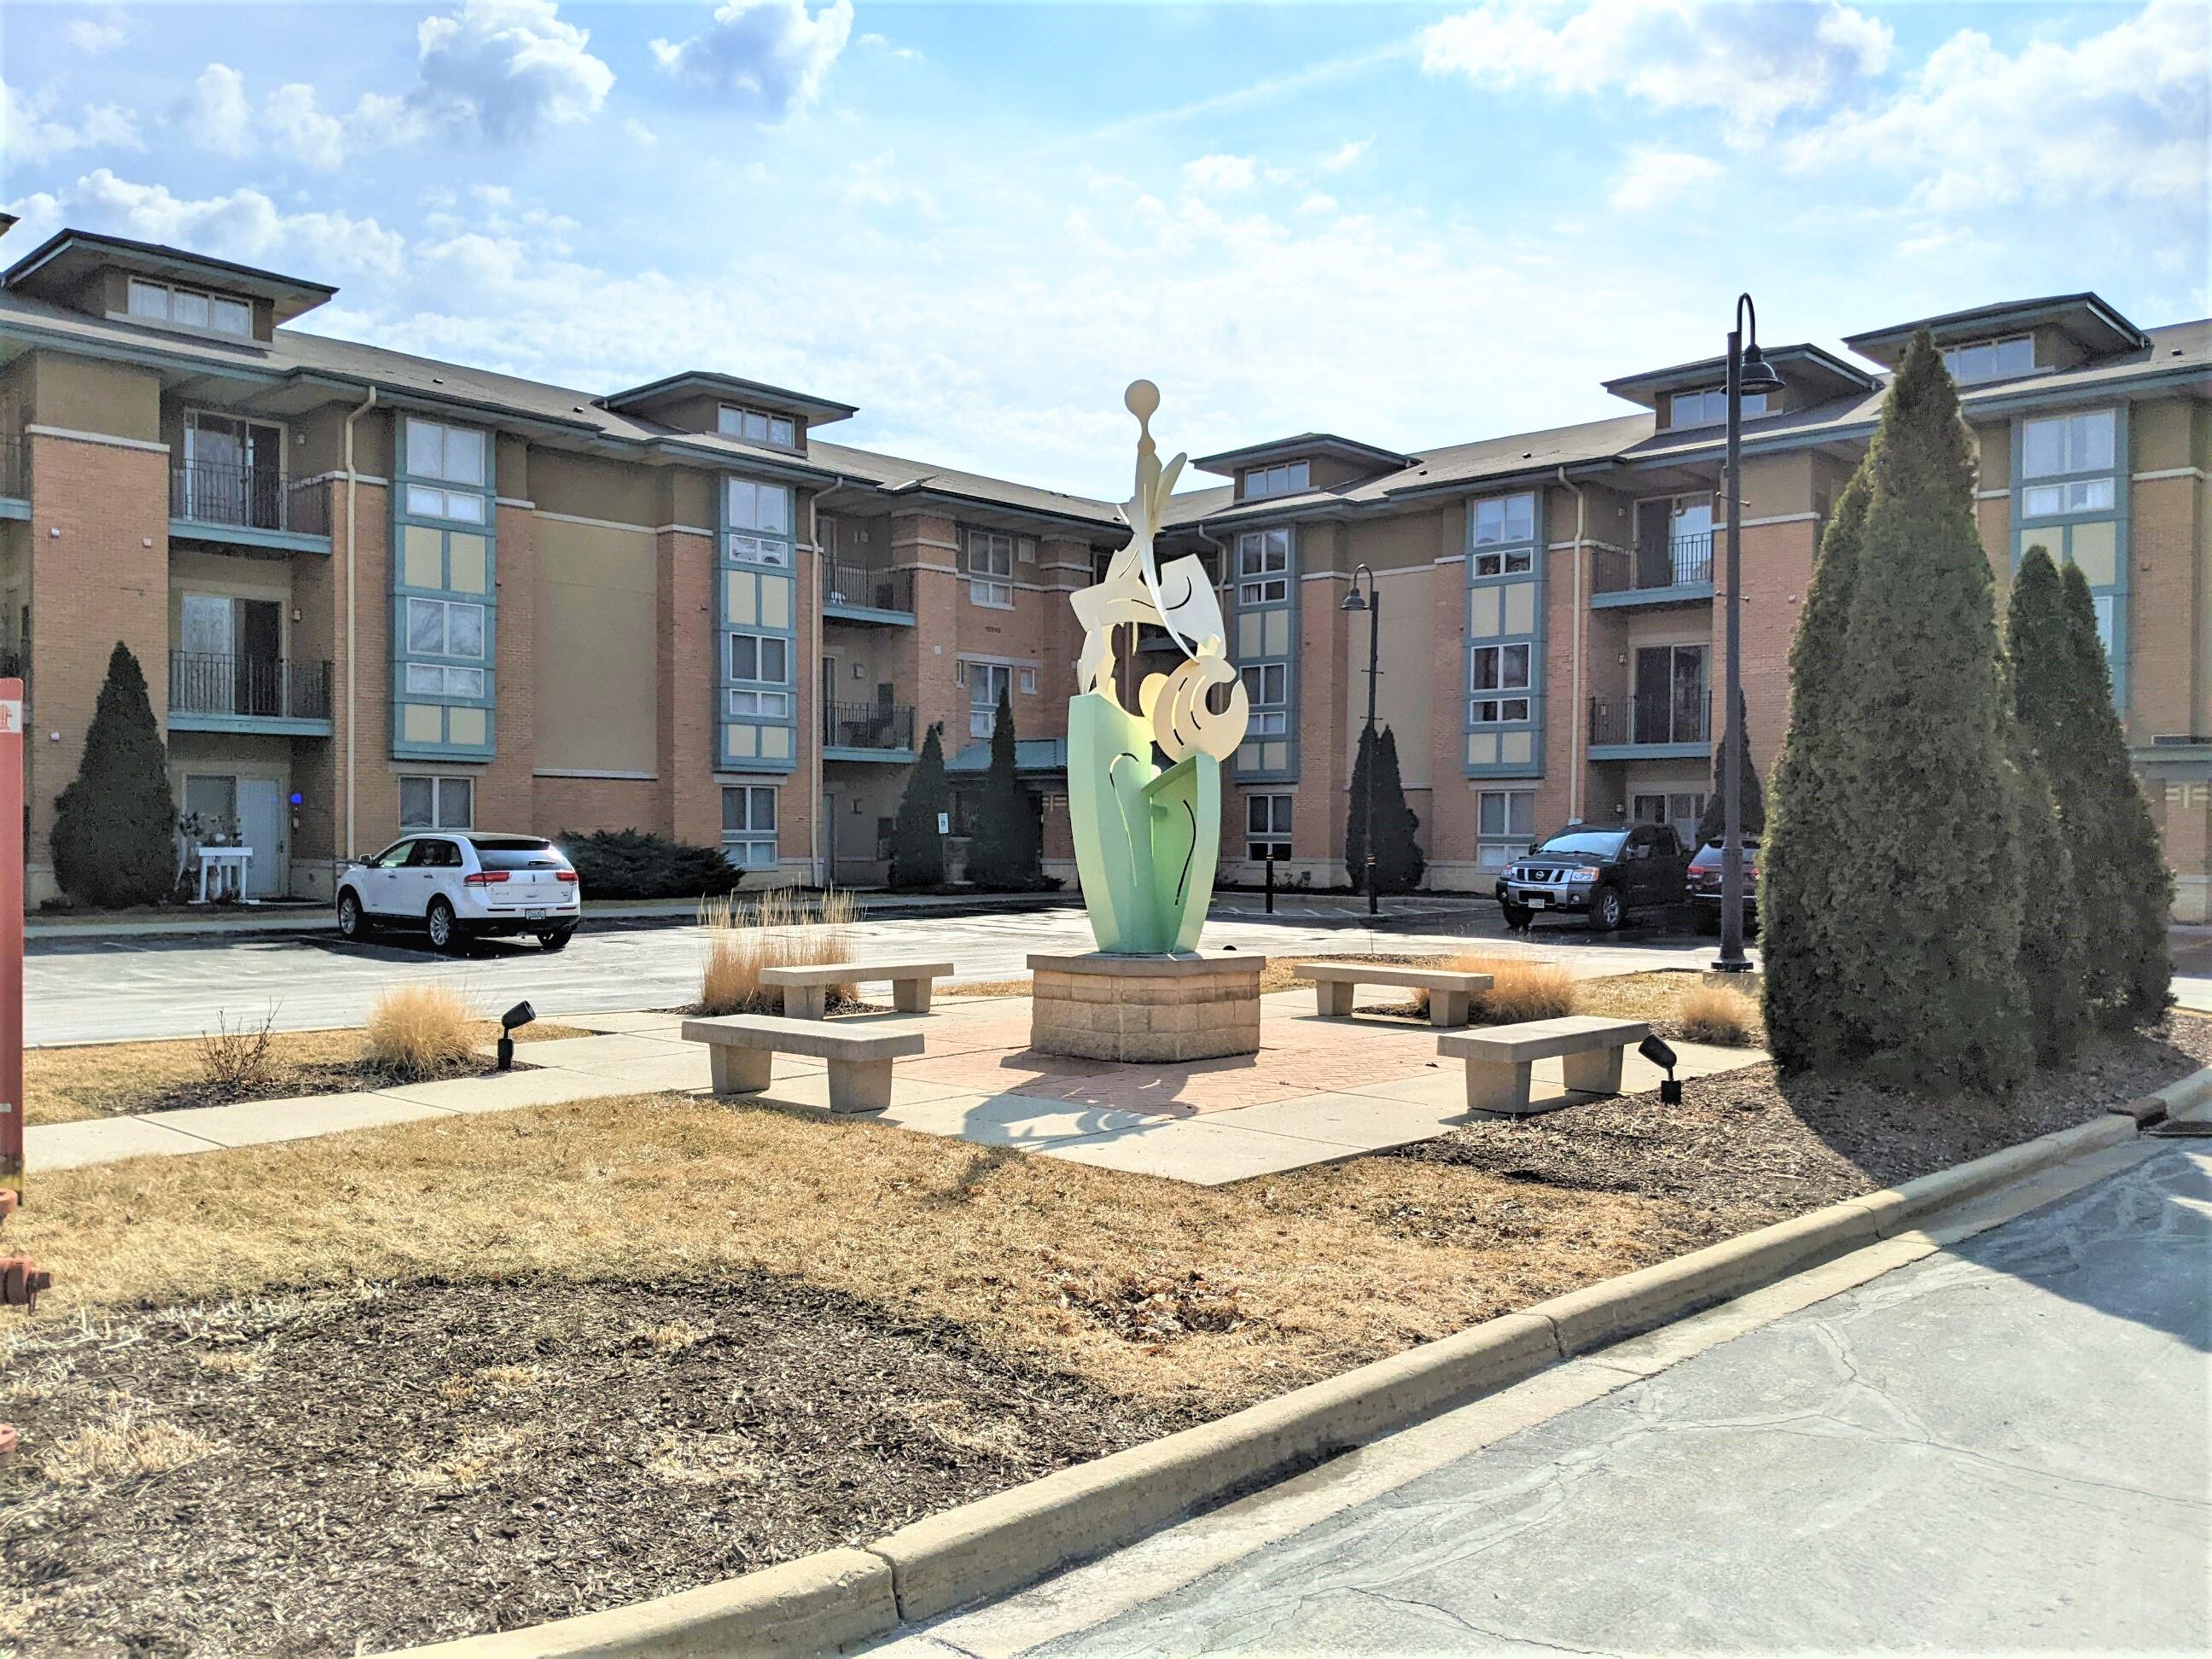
<box><xmin>1587</xmin><ymin>690</ymin><xmax>1711</xmax><ymax>758</ymax></box>
<box><xmin>0</xmin><ymin>434</ymin><xmax>25</xmax><ymax>515</ymax></box>
<box><xmin>170</xmin><ymin>458</ymin><xmax>331</xmax><ymax>553</ymax></box>
<box><xmin>1591</xmin><ymin>533</ymin><xmax>1715</xmax><ymax>608</ymax></box>
<box><xmin>823</xmin><ymin>560</ymin><xmax>915</xmax><ymax>626</ymax></box>
<box><xmin>169</xmin><ymin>651</ymin><xmax>334</xmax><ymax>736</ymax></box>
<box><xmin>822</xmin><ymin>700</ymin><xmax>917</xmax><ymax>761</ymax></box>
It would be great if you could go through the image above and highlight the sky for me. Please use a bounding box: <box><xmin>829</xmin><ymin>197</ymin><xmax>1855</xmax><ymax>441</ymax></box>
<box><xmin>2</xmin><ymin>1</ymin><xmax>2206</xmax><ymax>497</ymax></box>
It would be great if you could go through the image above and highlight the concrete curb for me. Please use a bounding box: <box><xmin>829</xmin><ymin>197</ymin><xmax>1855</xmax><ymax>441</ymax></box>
<box><xmin>389</xmin><ymin>1088</ymin><xmax>2188</xmax><ymax>1657</ymax></box>
<box><xmin>2145</xmin><ymin>1063</ymin><xmax>2212</xmax><ymax>1125</ymax></box>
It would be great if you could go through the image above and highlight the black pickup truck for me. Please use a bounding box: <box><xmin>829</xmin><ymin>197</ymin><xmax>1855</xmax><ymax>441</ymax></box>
<box><xmin>1494</xmin><ymin>824</ymin><xmax>1691</xmax><ymax>931</ymax></box>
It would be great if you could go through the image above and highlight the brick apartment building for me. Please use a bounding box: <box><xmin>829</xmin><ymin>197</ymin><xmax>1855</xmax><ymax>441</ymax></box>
<box><xmin>1</xmin><ymin>222</ymin><xmax>2207</xmax><ymax>917</ymax></box>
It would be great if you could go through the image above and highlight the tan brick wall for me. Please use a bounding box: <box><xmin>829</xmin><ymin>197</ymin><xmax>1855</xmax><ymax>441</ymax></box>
<box><xmin>2125</xmin><ymin>473</ymin><xmax>2206</xmax><ymax>743</ymax></box>
<box><xmin>656</xmin><ymin>528</ymin><xmax>717</xmax><ymax>847</ymax></box>
<box><xmin>533</xmin><ymin>775</ymin><xmax>666</xmax><ymax>840</ymax></box>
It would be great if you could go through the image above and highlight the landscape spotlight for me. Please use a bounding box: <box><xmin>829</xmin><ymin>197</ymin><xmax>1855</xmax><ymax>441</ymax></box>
<box><xmin>1639</xmin><ymin>1034</ymin><xmax>1683</xmax><ymax>1105</ymax></box>
<box><xmin>497</xmin><ymin>1000</ymin><xmax>537</xmax><ymax>1072</ymax></box>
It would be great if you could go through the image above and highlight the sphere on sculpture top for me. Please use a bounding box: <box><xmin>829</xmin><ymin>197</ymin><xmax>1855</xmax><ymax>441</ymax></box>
<box><xmin>1124</xmin><ymin>379</ymin><xmax>1161</xmax><ymax>422</ymax></box>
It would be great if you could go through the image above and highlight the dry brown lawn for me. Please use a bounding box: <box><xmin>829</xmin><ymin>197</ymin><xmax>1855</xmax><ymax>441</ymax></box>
<box><xmin>6</xmin><ymin>1091</ymin><xmax>1692</xmax><ymax>1413</ymax></box>
<box><xmin>25</xmin><ymin>1020</ymin><xmax>591</xmax><ymax>1128</ymax></box>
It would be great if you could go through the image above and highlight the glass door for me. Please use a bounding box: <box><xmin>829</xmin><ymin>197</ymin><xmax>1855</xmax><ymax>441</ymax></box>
<box><xmin>179</xmin><ymin>593</ymin><xmax>236</xmax><ymax>713</ymax></box>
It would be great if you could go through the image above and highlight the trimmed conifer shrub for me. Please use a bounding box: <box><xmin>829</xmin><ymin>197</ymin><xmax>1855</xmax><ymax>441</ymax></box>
<box><xmin>1694</xmin><ymin>688</ymin><xmax>1766</xmax><ymax>847</ymax></box>
<box><xmin>1825</xmin><ymin>331</ymin><xmax>2028</xmax><ymax>1089</ymax></box>
<box><xmin>963</xmin><ymin>686</ymin><xmax>1042</xmax><ymax>888</ymax></box>
<box><xmin>556</xmin><ymin>829</ymin><xmax>742</xmax><ymax>900</ymax></box>
<box><xmin>2008</xmin><ymin>547</ymin><xmax>2172</xmax><ymax>1026</ymax></box>
<box><xmin>1761</xmin><ymin>462</ymin><xmax>1871</xmax><ymax>1073</ymax></box>
<box><xmin>51</xmin><ymin>643</ymin><xmax>176</xmax><ymax>908</ymax></box>
<box><xmin>888</xmin><ymin>722</ymin><xmax>950</xmax><ymax>889</ymax></box>
<box><xmin>1345</xmin><ymin>725</ymin><xmax>1373</xmax><ymax>893</ymax></box>
<box><xmin>1371</xmin><ymin>726</ymin><xmax>1426</xmax><ymax>893</ymax></box>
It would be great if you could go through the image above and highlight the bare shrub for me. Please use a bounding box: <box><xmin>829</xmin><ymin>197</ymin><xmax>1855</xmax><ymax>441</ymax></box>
<box><xmin>1413</xmin><ymin>955</ymin><xmax>1579</xmax><ymax>1023</ymax></box>
<box><xmin>1682</xmin><ymin>982</ymin><xmax>1761</xmax><ymax>1046</ymax></box>
<box><xmin>195</xmin><ymin>1005</ymin><xmax>278</xmax><ymax>1096</ymax></box>
<box><xmin>364</xmin><ymin>985</ymin><xmax>480</xmax><ymax>1080</ymax></box>
<box><xmin>697</xmin><ymin>888</ymin><xmax>859</xmax><ymax>1014</ymax></box>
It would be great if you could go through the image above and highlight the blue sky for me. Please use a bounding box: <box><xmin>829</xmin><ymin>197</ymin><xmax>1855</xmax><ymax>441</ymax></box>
<box><xmin>3</xmin><ymin>1</ymin><xmax>2205</xmax><ymax>494</ymax></box>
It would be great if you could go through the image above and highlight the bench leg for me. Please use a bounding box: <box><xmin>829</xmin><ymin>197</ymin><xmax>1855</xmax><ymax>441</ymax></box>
<box><xmin>894</xmin><ymin>977</ymin><xmax>934</xmax><ymax>1014</ymax></box>
<box><xmin>782</xmin><ymin>985</ymin><xmax>827</xmax><ymax>1020</ymax></box>
<box><xmin>1316</xmin><ymin>981</ymin><xmax>1354</xmax><ymax>1017</ymax></box>
<box><xmin>709</xmin><ymin>1046</ymin><xmax>774</xmax><ymax>1096</ymax></box>
<box><xmin>1464</xmin><ymin>1058</ymin><xmax>1533</xmax><ymax>1115</ymax></box>
<box><xmin>1562</xmin><ymin>1045</ymin><xmax>1626</xmax><ymax>1097</ymax></box>
<box><xmin>825</xmin><ymin>1057</ymin><xmax>894</xmax><ymax>1115</ymax></box>
<box><xmin>1428</xmin><ymin>990</ymin><xmax>1470</xmax><ymax>1028</ymax></box>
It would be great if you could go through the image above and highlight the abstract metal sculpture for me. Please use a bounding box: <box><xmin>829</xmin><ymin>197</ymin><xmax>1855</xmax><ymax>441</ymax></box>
<box><xmin>1066</xmin><ymin>381</ymin><xmax>1249</xmax><ymax>953</ymax></box>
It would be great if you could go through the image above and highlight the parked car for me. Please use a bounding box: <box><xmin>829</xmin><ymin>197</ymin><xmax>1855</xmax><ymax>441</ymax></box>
<box><xmin>336</xmin><ymin>834</ymin><xmax>580</xmax><ymax>952</ymax></box>
<box><xmin>1495</xmin><ymin>824</ymin><xmax>1690</xmax><ymax>931</ymax></box>
<box><xmin>1686</xmin><ymin>837</ymin><xmax>1761</xmax><ymax>934</ymax></box>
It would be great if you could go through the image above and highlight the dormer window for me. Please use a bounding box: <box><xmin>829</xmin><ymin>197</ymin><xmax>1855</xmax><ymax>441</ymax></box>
<box><xmin>1942</xmin><ymin>335</ymin><xmax>2034</xmax><ymax>385</ymax></box>
<box><xmin>718</xmin><ymin>404</ymin><xmax>798</xmax><ymax>449</ymax></box>
<box><xmin>1667</xmin><ymin>387</ymin><xmax>1768</xmax><ymax>429</ymax></box>
<box><xmin>127</xmin><ymin>277</ymin><xmax>251</xmax><ymax>338</ymax></box>
<box><xmin>1243</xmin><ymin>460</ymin><xmax>1309</xmax><ymax>500</ymax></box>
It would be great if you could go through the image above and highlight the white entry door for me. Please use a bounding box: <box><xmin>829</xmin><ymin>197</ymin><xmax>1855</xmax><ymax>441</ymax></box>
<box><xmin>237</xmin><ymin>776</ymin><xmax>286</xmax><ymax>897</ymax></box>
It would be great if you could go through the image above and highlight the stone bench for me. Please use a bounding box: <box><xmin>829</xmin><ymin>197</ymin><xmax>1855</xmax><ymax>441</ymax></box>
<box><xmin>758</xmin><ymin>960</ymin><xmax>955</xmax><ymax>1018</ymax></box>
<box><xmin>1437</xmin><ymin>1016</ymin><xmax>1651</xmax><ymax>1116</ymax></box>
<box><xmin>1299</xmin><ymin>961</ymin><xmax>1494</xmax><ymax>1027</ymax></box>
<box><xmin>680</xmin><ymin>1015</ymin><xmax>926</xmax><ymax>1114</ymax></box>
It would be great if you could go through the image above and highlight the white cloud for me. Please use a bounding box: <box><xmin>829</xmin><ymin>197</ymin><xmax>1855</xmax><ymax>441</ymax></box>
<box><xmin>1422</xmin><ymin>0</ymin><xmax>1893</xmax><ymax>142</ymax></box>
<box><xmin>2</xmin><ymin>82</ymin><xmax>143</xmax><ymax>163</ymax></box>
<box><xmin>181</xmin><ymin>63</ymin><xmax>254</xmax><ymax>157</ymax></box>
<box><xmin>857</xmin><ymin>31</ymin><xmax>922</xmax><ymax>62</ymax></box>
<box><xmin>67</xmin><ymin>19</ymin><xmax>128</xmax><ymax>55</ymax></box>
<box><xmin>1786</xmin><ymin>0</ymin><xmax>2209</xmax><ymax>209</ymax></box>
<box><xmin>650</xmin><ymin>0</ymin><xmax>853</xmax><ymax>119</ymax></box>
<box><xmin>624</xmin><ymin>118</ymin><xmax>660</xmax><ymax>148</ymax></box>
<box><xmin>1318</xmin><ymin>138</ymin><xmax>1371</xmax><ymax>173</ymax></box>
<box><xmin>1610</xmin><ymin>146</ymin><xmax>1722</xmax><ymax>210</ymax></box>
<box><xmin>20</xmin><ymin>169</ymin><xmax>405</xmax><ymax>276</ymax></box>
<box><xmin>1181</xmin><ymin>154</ymin><xmax>1257</xmax><ymax>195</ymax></box>
<box><xmin>178</xmin><ymin>67</ymin><xmax>426</xmax><ymax>170</ymax></box>
<box><xmin>416</xmin><ymin>0</ymin><xmax>614</xmax><ymax>141</ymax></box>
<box><xmin>840</xmin><ymin>148</ymin><xmax>939</xmax><ymax>218</ymax></box>
<box><xmin>1296</xmin><ymin>192</ymin><xmax>1339</xmax><ymax>216</ymax></box>
<box><xmin>265</xmin><ymin>84</ymin><xmax>351</xmax><ymax>170</ymax></box>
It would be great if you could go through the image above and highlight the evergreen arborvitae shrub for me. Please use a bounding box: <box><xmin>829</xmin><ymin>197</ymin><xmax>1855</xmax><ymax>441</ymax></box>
<box><xmin>556</xmin><ymin>829</ymin><xmax>742</xmax><ymax>900</ymax></box>
<box><xmin>1819</xmin><ymin>330</ymin><xmax>2029</xmax><ymax>1090</ymax></box>
<box><xmin>1694</xmin><ymin>688</ymin><xmax>1767</xmax><ymax>847</ymax></box>
<box><xmin>2005</xmin><ymin>703</ymin><xmax>2091</xmax><ymax>1068</ymax></box>
<box><xmin>1761</xmin><ymin>462</ymin><xmax>1871</xmax><ymax>1072</ymax></box>
<box><xmin>963</xmin><ymin>686</ymin><xmax>1040</xmax><ymax>888</ymax></box>
<box><xmin>1344</xmin><ymin>725</ymin><xmax>1374</xmax><ymax>893</ymax></box>
<box><xmin>888</xmin><ymin>722</ymin><xmax>950</xmax><ymax>889</ymax></box>
<box><xmin>51</xmin><ymin>642</ymin><xmax>177</xmax><ymax>908</ymax></box>
<box><xmin>2009</xmin><ymin>548</ymin><xmax>2172</xmax><ymax>1026</ymax></box>
<box><xmin>1371</xmin><ymin>726</ymin><xmax>1426</xmax><ymax>893</ymax></box>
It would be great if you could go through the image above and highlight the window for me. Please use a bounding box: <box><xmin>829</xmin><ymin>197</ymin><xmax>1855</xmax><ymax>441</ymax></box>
<box><xmin>1246</xmin><ymin>794</ymin><xmax>1293</xmax><ymax>861</ymax></box>
<box><xmin>720</xmin><ymin>784</ymin><xmax>779</xmax><ymax>866</ymax></box>
<box><xmin>1240</xmin><ymin>661</ymin><xmax>1289</xmax><ymax>736</ymax></box>
<box><xmin>2023</xmin><ymin>409</ymin><xmax>2116</xmax><ymax>479</ymax></box>
<box><xmin>125</xmin><ymin>277</ymin><xmax>252</xmax><ymax>336</ymax></box>
<box><xmin>968</xmin><ymin>661</ymin><xmax>1012</xmax><ymax>736</ymax></box>
<box><xmin>1242</xmin><ymin>461</ymin><xmax>1310</xmax><ymax>501</ymax></box>
<box><xmin>406</xmin><ymin>597</ymin><xmax>486</xmax><ymax>659</ymax></box>
<box><xmin>1668</xmin><ymin>387</ymin><xmax>1768</xmax><ymax>429</ymax></box>
<box><xmin>399</xmin><ymin>775</ymin><xmax>474</xmax><ymax>830</ymax></box>
<box><xmin>1476</xmin><ymin>789</ymin><xmax>1536</xmax><ymax>868</ymax></box>
<box><xmin>718</xmin><ymin>405</ymin><xmax>798</xmax><ymax>449</ymax></box>
<box><xmin>405</xmin><ymin>662</ymin><xmax>486</xmax><ymax>699</ymax></box>
<box><xmin>727</xmin><ymin>632</ymin><xmax>789</xmax><ymax>684</ymax></box>
<box><xmin>1472</xmin><ymin>492</ymin><xmax>1536</xmax><ymax>575</ymax></box>
<box><xmin>404</xmin><ymin>418</ymin><xmax>488</xmax><ymax>522</ymax></box>
<box><xmin>1943</xmin><ymin>335</ymin><xmax>2034</xmax><ymax>385</ymax></box>
<box><xmin>1237</xmin><ymin>528</ymin><xmax>1290</xmax><ymax>605</ymax></box>
<box><xmin>2023</xmin><ymin>478</ymin><xmax>2116</xmax><ymax>519</ymax></box>
<box><xmin>725</xmin><ymin>478</ymin><xmax>793</xmax><ymax>568</ymax></box>
<box><xmin>1469</xmin><ymin>643</ymin><xmax>1532</xmax><ymax>725</ymax></box>
<box><xmin>1018</xmin><ymin>667</ymin><xmax>1038</xmax><ymax>695</ymax></box>
<box><xmin>965</xmin><ymin>530</ymin><xmax>1015</xmax><ymax>608</ymax></box>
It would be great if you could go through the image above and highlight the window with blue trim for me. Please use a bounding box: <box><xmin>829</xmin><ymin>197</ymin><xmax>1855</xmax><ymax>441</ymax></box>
<box><xmin>718</xmin><ymin>474</ymin><xmax>799</xmax><ymax>770</ymax></box>
<box><xmin>1232</xmin><ymin>527</ymin><xmax>1295</xmax><ymax>777</ymax></box>
<box><xmin>393</xmin><ymin>416</ymin><xmax>495</xmax><ymax>757</ymax></box>
<box><xmin>1464</xmin><ymin>492</ymin><xmax>1543</xmax><ymax>777</ymax></box>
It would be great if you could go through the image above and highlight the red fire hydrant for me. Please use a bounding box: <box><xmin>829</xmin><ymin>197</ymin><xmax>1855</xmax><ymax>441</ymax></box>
<box><xmin>0</xmin><ymin>1189</ymin><xmax>44</xmax><ymax>1308</ymax></box>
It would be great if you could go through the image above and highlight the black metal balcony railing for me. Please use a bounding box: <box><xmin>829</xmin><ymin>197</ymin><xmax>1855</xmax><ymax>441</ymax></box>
<box><xmin>170</xmin><ymin>652</ymin><xmax>333</xmax><ymax>722</ymax></box>
<box><xmin>0</xmin><ymin>433</ymin><xmax>25</xmax><ymax>499</ymax></box>
<box><xmin>170</xmin><ymin>458</ymin><xmax>330</xmax><ymax>536</ymax></box>
<box><xmin>1594</xmin><ymin>532</ymin><xmax>1715</xmax><ymax>595</ymax></box>
<box><xmin>1588</xmin><ymin>690</ymin><xmax>1711</xmax><ymax>748</ymax></box>
<box><xmin>822</xmin><ymin>561</ymin><xmax>914</xmax><ymax>616</ymax></box>
<box><xmin>822</xmin><ymin>701</ymin><xmax>916</xmax><ymax>753</ymax></box>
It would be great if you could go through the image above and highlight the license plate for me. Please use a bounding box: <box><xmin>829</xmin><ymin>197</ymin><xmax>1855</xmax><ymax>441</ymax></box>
<box><xmin>524</xmin><ymin>907</ymin><xmax>547</xmax><ymax>921</ymax></box>
<box><xmin>1525</xmin><ymin>895</ymin><xmax>1547</xmax><ymax>909</ymax></box>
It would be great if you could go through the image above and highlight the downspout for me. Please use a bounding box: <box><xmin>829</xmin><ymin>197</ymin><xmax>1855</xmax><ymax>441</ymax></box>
<box><xmin>341</xmin><ymin>386</ymin><xmax>378</xmax><ymax>866</ymax></box>
<box><xmin>1558</xmin><ymin>467</ymin><xmax>1586</xmax><ymax>824</ymax></box>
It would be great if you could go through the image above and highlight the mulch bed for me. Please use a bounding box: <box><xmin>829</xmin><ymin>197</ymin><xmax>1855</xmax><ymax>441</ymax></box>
<box><xmin>0</xmin><ymin>1274</ymin><xmax>1196</xmax><ymax>1656</ymax></box>
<box><xmin>130</xmin><ymin>1054</ymin><xmax>517</xmax><ymax>1116</ymax></box>
<box><xmin>1388</xmin><ymin>1012</ymin><xmax>2212</xmax><ymax>1242</ymax></box>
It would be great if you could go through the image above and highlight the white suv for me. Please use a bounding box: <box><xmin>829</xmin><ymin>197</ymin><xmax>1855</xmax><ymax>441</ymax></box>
<box><xmin>336</xmin><ymin>834</ymin><xmax>581</xmax><ymax>952</ymax></box>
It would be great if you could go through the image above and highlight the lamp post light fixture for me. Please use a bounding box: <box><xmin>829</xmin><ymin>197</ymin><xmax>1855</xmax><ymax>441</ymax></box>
<box><xmin>1719</xmin><ymin>293</ymin><xmax>1784</xmax><ymax>975</ymax></box>
<box><xmin>1341</xmin><ymin>565</ymin><xmax>1381</xmax><ymax>916</ymax></box>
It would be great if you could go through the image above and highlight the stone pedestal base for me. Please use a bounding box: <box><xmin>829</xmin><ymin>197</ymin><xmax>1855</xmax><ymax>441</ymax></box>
<box><xmin>1029</xmin><ymin>952</ymin><xmax>1264</xmax><ymax>1063</ymax></box>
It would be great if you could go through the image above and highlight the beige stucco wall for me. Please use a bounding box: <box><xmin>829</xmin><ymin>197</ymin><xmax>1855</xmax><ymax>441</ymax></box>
<box><xmin>532</xmin><ymin>514</ymin><xmax>658</xmax><ymax>774</ymax></box>
<box><xmin>24</xmin><ymin>352</ymin><xmax>160</xmax><ymax>443</ymax></box>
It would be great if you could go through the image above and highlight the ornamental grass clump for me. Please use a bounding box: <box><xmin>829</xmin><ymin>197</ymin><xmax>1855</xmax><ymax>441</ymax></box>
<box><xmin>697</xmin><ymin>888</ymin><xmax>859</xmax><ymax>1015</ymax></box>
<box><xmin>1412</xmin><ymin>954</ymin><xmax>1577</xmax><ymax>1022</ymax></box>
<box><xmin>364</xmin><ymin>985</ymin><xmax>480</xmax><ymax>1080</ymax></box>
<box><xmin>1680</xmin><ymin>983</ymin><xmax>1761</xmax><ymax>1048</ymax></box>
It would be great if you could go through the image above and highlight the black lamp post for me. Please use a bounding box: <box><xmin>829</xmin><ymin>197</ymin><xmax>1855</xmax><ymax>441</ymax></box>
<box><xmin>1341</xmin><ymin>565</ymin><xmax>1380</xmax><ymax>915</ymax></box>
<box><xmin>1719</xmin><ymin>294</ymin><xmax>1784</xmax><ymax>973</ymax></box>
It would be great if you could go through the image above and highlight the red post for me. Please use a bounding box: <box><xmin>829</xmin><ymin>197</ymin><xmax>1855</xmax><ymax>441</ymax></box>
<box><xmin>0</xmin><ymin>675</ymin><xmax>19</xmax><ymax>1204</ymax></box>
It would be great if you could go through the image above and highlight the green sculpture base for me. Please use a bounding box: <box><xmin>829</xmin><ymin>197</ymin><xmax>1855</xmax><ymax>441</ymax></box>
<box><xmin>1028</xmin><ymin>952</ymin><xmax>1263</xmax><ymax>1065</ymax></box>
<box><xmin>1064</xmin><ymin>691</ymin><xmax>1222</xmax><ymax>956</ymax></box>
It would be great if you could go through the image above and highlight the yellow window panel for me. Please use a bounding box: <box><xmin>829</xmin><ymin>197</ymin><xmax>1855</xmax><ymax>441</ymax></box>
<box><xmin>402</xmin><ymin>703</ymin><xmax>443</xmax><ymax>744</ymax></box>
<box><xmin>447</xmin><ymin>707</ymin><xmax>486</xmax><ymax>747</ymax></box>
<box><xmin>402</xmin><ymin>526</ymin><xmax>444</xmax><ymax>590</ymax></box>
<box><xmin>760</xmin><ymin>574</ymin><xmax>792</xmax><ymax>629</ymax></box>
<box><xmin>447</xmin><ymin>533</ymin><xmax>489</xmax><ymax>595</ymax></box>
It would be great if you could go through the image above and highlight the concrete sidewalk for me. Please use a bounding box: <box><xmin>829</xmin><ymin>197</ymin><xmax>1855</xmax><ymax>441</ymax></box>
<box><xmin>892</xmin><ymin>1144</ymin><xmax>2210</xmax><ymax>1656</ymax></box>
